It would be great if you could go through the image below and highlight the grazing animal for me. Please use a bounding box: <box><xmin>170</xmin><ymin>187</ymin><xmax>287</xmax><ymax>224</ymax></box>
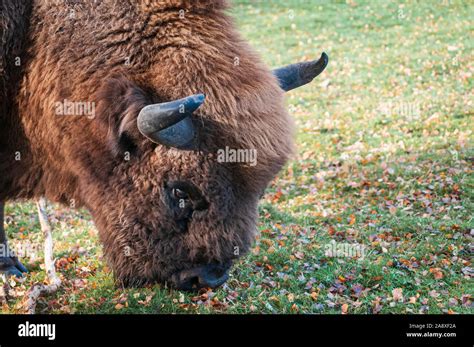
<box><xmin>0</xmin><ymin>0</ymin><xmax>327</xmax><ymax>290</ymax></box>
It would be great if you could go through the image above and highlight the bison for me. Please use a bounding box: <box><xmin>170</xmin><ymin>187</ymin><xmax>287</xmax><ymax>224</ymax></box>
<box><xmin>0</xmin><ymin>0</ymin><xmax>327</xmax><ymax>290</ymax></box>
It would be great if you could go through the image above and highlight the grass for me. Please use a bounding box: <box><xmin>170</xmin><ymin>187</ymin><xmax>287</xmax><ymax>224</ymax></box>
<box><xmin>1</xmin><ymin>0</ymin><xmax>473</xmax><ymax>314</ymax></box>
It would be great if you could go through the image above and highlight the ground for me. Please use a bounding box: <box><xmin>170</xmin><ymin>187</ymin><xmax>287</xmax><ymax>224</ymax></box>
<box><xmin>1</xmin><ymin>0</ymin><xmax>472</xmax><ymax>314</ymax></box>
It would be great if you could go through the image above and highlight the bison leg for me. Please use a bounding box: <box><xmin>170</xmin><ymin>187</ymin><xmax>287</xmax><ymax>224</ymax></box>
<box><xmin>0</xmin><ymin>201</ymin><xmax>28</xmax><ymax>277</ymax></box>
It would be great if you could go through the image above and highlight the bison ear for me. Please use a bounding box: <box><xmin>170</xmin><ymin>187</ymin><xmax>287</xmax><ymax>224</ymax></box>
<box><xmin>95</xmin><ymin>75</ymin><xmax>149</xmax><ymax>158</ymax></box>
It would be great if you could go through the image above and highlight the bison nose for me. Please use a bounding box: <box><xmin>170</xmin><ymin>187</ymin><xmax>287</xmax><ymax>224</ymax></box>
<box><xmin>171</xmin><ymin>262</ymin><xmax>231</xmax><ymax>291</ymax></box>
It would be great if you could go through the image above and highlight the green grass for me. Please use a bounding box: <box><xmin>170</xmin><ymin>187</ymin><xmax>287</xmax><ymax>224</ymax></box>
<box><xmin>1</xmin><ymin>0</ymin><xmax>473</xmax><ymax>314</ymax></box>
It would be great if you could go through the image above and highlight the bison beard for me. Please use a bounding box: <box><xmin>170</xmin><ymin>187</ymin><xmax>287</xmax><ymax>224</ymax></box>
<box><xmin>0</xmin><ymin>0</ymin><xmax>327</xmax><ymax>291</ymax></box>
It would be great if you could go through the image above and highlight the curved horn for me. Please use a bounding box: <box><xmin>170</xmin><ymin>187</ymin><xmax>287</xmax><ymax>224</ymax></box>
<box><xmin>273</xmin><ymin>52</ymin><xmax>328</xmax><ymax>92</ymax></box>
<box><xmin>137</xmin><ymin>94</ymin><xmax>205</xmax><ymax>149</ymax></box>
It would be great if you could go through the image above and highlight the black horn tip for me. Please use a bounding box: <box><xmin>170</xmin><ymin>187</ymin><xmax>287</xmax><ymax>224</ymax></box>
<box><xmin>183</xmin><ymin>93</ymin><xmax>206</xmax><ymax>114</ymax></box>
<box><xmin>301</xmin><ymin>52</ymin><xmax>329</xmax><ymax>83</ymax></box>
<box><xmin>273</xmin><ymin>51</ymin><xmax>329</xmax><ymax>92</ymax></box>
<box><xmin>320</xmin><ymin>52</ymin><xmax>329</xmax><ymax>69</ymax></box>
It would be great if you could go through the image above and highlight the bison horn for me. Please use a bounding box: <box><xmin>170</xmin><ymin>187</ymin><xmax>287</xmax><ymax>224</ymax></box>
<box><xmin>273</xmin><ymin>52</ymin><xmax>329</xmax><ymax>92</ymax></box>
<box><xmin>137</xmin><ymin>94</ymin><xmax>205</xmax><ymax>149</ymax></box>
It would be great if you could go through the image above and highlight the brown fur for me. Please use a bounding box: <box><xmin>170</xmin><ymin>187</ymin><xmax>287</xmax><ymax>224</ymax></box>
<box><xmin>0</xmin><ymin>0</ymin><xmax>294</xmax><ymax>286</ymax></box>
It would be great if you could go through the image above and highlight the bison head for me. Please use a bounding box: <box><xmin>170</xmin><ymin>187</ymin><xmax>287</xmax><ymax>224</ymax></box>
<box><xmin>76</xmin><ymin>52</ymin><xmax>329</xmax><ymax>290</ymax></box>
<box><xmin>64</xmin><ymin>10</ymin><xmax>328</xmax><ymax>289</ymax></box>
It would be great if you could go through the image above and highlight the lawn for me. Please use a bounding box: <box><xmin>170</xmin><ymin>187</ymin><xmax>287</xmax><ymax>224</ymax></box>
<box><xmin>1</xmin><ymin>0</ymin><xmax>472</xmax><ymax>314</ymax></box>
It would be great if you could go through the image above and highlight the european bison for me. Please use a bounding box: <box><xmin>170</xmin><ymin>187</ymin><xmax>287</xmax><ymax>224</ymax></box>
<box><xmin>0</xmin><ymin>0</ymin><xmax>327</xmax><ymax>290</ymax></box>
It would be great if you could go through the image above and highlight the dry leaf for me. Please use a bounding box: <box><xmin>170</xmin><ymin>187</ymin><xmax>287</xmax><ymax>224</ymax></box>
<box><xmin>392</xmin><ymin>288</ymin><xmax>403</xmax><ymax>302</ymax></box>
<box><xmin>294</xmin><ymin>251</ymin><xmax>304</xmax><ymax>260</ymax></box>
<box><xmin>341</xmin><ymin>303</ymin><xmax>349</xmax><ymax>314</ymax></box>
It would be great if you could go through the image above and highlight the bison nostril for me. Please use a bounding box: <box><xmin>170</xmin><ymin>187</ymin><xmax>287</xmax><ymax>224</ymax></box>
<box><xmin>186</xmin><ymin>276</ymin><xmax>201</xmax><ymax>290</ymax></box>
<box><xmin>199</xmin><ymin>268</ymin><xmax>229</xmax><ymax>289</ymax></box>
<box><xmin>172</xmin><ymin>263</ymin><xmax>231</xmax><ymax>291</ymax></box>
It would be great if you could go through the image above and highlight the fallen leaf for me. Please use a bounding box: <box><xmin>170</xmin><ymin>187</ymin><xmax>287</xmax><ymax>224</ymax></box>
<box><xmin>429</xmin><ymin>268</ymin><xmax>444</xmax><ymax>279</ymax></box>
<box><xmin>341</xmin><ymin>303</ymin><xmax>349</xmax><ymax>314</ymax></box>
<box><xmin>392</xmin><ymin>288</ymin><xmax>403</xmax><ymax>302</ymax></box>
<box><xmin>294</xmin><ymin>251</ymin><xmax>304</xmax><ymax>260</ymax></box>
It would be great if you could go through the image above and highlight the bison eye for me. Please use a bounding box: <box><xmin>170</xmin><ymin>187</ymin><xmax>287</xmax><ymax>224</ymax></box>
<box><xmin>172</xmin><ymin>188</ymin><xmax>188</xmax><ymax>200</ymax></box>
<box><xmin>165</xmin><ymin>181</ymin><xmax>209</xmax><ymax>213</ymax></box>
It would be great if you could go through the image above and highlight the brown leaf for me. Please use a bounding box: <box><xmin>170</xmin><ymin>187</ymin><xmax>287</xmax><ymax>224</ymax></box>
<box><xmin>392</xmin><ymin>288</ymin><xmax>403</xmax><ymax>302</ymax></box>
<box><xmin>294</xmin><ymin>251</ymin><xmax>304</xmax><ymax>260</ymax></box>
<box><xmin>341</xmin><ymin>303</ymin><xmax>349</xmax><ymax>314</ymax></box>
<box><xmin>348</xmin><ymin>214</ymin><xmax>356</xmax><ymax>225</ymax></box>
<box><xmin>272</xmin><ymin>191</ymin><xmax>283</xmax><ymax>203</ymax></box>
<box><xmin>429</xmin><ymin>267</ymin><xmax>444</xmax><ymax>279</ymax></box>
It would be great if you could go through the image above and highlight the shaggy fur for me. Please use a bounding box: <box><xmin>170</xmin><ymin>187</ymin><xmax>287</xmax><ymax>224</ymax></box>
<box><xmin>0</xmin><ymin>0</ymin><xmax>294</xmax><ymax>286</ymax></box>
